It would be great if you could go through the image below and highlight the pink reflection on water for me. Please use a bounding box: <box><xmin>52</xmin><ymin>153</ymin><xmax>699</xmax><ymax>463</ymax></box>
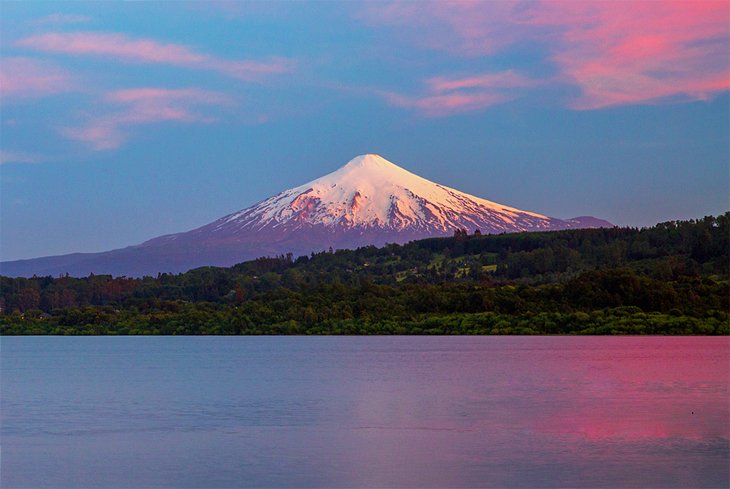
<box><xmin>338</xmin><ymin>337</ymin><xmax>729</xmax><ymax>486</ymax></box>
<box><xmin>526</xmin><ymin>337</ymin><xmax>730</xmax><ymax>443</ymax></box>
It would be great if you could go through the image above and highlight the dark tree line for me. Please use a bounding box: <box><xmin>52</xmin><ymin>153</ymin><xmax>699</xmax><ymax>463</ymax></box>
<box><xmin>1</xmin><ymin>213</ymin><xmax>727</xmax><ymax>335</ymax></box>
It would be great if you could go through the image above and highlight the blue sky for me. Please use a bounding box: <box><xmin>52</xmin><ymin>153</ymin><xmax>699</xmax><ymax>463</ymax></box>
<box><xmin>1</xmin><ymin>1</ymin><xmax>728</xmax><ymax>261</ymax></box>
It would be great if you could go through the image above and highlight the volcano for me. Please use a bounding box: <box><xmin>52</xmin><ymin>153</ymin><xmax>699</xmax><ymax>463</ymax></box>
<box><xmin>1</xmin><ymin>154</ymin><xmax>611</xmax><ymax>277</ymax></box>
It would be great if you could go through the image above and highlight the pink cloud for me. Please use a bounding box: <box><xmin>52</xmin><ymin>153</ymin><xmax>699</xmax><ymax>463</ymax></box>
<box><xmin>16</xmin><ymin>31</ymin><xmax>294</xmax><ymax>81</ymax></box>
<box><xmin>524</xmin><ymin>1</ymin><xmax>730</xmax><ymax>109</ymax></box>
<box><xmin>385</xmin><ymin>91</ymin><xmax>509</xmax><ymax>117</ymax></box>
<box><xmin>0</xmin><ymin>57</ymin><xmax>76</xmax><ymax>100</ymax></box>
<box><xmin>360</xmin><ymin>1</ymin><xmax>730</xmax><ymax>109</ymax></box>
<box><xmin>61</xmin><ymin>124</ymin><xmax>125</xmax><ymax>151</ymax></box>
<box><xmin>62</xmin><ymin>87</ymin><xmax>232</xmax><ymax>150</ymax></box>
<box><xmin>381</xmin><ymin>70</ymin><xmax>533</xmax><ymax>116</ymax></box>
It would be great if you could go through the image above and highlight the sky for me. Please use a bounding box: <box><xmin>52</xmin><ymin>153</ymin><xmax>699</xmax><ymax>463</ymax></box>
<box><xmin>1</xmin><ymin>1</ymin><xmax>728</xmax><ymax>261</ymax></box>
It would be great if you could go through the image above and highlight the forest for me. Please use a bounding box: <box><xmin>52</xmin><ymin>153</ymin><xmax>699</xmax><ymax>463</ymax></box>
<box><xmin>1</xmin><ymin>213</ymin><xmax>728</xmax><ymax>335</ymax></box>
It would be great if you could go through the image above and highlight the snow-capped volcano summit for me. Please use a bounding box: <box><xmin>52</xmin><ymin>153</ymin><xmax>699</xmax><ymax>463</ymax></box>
<box><xmin>1</xmin><ymin>154</ymin><xmax>611</xmax><ymax>277</ymax></box>
<box><xmin>199</xmin><ymin>153</ymin><xmax>556</xmax><ymax>237</ymax></box>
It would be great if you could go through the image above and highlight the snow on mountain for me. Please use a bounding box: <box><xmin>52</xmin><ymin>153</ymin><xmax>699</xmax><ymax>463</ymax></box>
<box><xmin>0</xmin><ymin>154</ymin><xmax>612</xmax><ymax>277</ymax></box>
<box><xmin>211</xmin><ymin>153</ymin><xmax>550</xmax><ymax>233</ymax></box>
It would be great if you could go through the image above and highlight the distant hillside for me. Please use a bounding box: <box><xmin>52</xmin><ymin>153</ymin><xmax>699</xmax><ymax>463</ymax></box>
<box><xmin>1</xmin><ymin>213</ymin><xmax>727</xmax><ymax>335</ymax></box>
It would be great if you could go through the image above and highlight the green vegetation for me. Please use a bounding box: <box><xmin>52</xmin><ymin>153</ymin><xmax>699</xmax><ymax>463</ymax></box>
<box><xmin>2</xmin><ymin>214</ymin><xmax>728</xmax><ymax>335</ymax></box>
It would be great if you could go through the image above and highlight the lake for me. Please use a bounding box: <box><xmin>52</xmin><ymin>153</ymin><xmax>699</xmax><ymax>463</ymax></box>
<box><xmin>1</xmin><ymin>336</ymin><xmax>728</xmax><ymax>488</ymax></box>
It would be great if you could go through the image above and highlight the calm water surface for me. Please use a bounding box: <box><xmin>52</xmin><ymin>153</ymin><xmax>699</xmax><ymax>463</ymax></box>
<box><xmin>2</xmin><ymin>336</ymin><xmax>728</xmax><ymax>488</ymax></box>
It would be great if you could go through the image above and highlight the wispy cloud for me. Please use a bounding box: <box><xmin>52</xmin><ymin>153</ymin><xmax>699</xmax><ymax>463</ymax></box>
<box><xmin>16</xmin><ymin>31</ymin><xmax>294</xmax><ymax>82</ymax></box>
<box><xmin>360</xmin><ymin>1</ymin><xmax>730</xmax><ymax>110</ymax></box>
<box><xmin>0</xmin><ymin>150</ymin><xmax>48</xmax><ymax>165</ymax></box>
<box><xmin>104</xmin><ymin>87</ymin><xmax>231</xmax><ymax>106</ymax></box>
<box><xmin>32</xmin><ymin>13</ymin><xmax>92</xmax><ymax>25</ymax></box>
<box><xmin>185</xmin><ymin>1</ymin><xmax>282</xmax><ymax>19</ymax></box>
<box><xmin>61</xmin><ymin>87</ymin><xmax>233</xmax><ymax>150</ymax></box>
<box><xmin>0</xmin><ymin>57</ymin><xmax>76</xmax><ymax>100</ymax></box>
<box><xmin>380</xmin><ymin>70</ymin><xmax>533</xmax><ymax>116</ymax></box>
<box><xmin>358</xmin><ymin>1</ymin><xmax>517</xmax><ymax>56</ymax></box>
